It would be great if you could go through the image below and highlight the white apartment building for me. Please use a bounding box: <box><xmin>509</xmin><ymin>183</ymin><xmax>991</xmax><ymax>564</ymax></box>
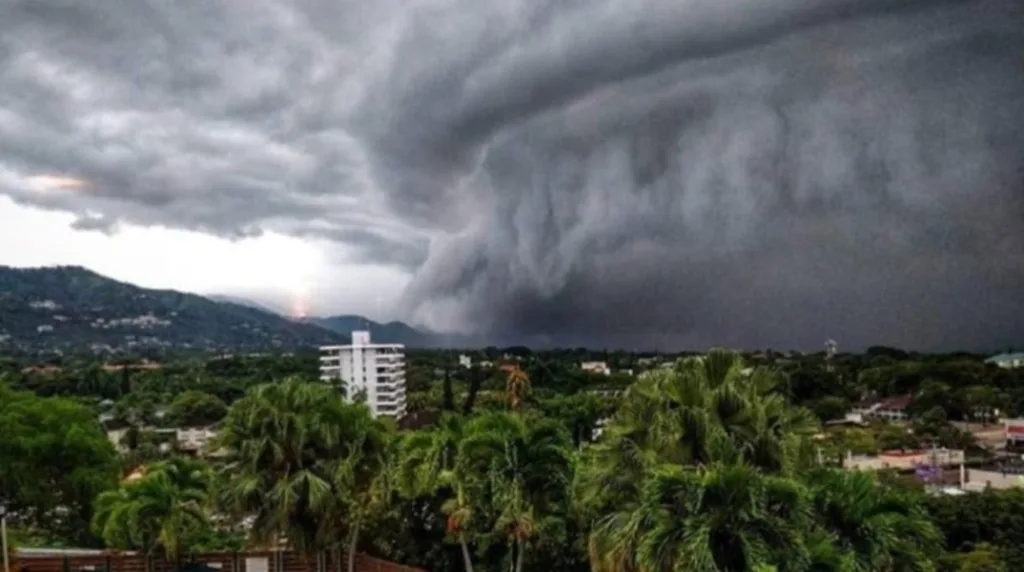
<box><xmin>319</xmin><ymin>330</ymin><xmax>407</xmax><ymax>418</ymax></box>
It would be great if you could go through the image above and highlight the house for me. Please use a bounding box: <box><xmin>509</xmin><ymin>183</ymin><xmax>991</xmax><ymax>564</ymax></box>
<box><xmin>985</xmin><ymin>352</ymin><xmax>1024</xmax><ymax>369</ymax></box>
<box><xmin>581</xmin><ymin>361</ymin><xmax>611</xmax><ymax>376</ymax></box>
<box><xmin>851</xmin><ymin>395</ymin><xmax>913</xmax><ymax>422</ymax></box>
<box><xmin>458</xmin><ymin>354</ymin><xmax>472</xmax><ymax>368</ymax></box>
<box><xmin>843</xmin><ymin>448</ymin><xmax>965</xmax><ymax>471</ymax></box>
<box><xmin>1004</xmin><ymin>418</ymin><xmax>1024</xmax><ymax>446</ymax></box>
<box><xmin>824</xmin><ymin>412</ymin><xmax>869</xmax><ymax>428</ymax></box>
<box><xmin>176</xmin><ymin>425</ymin><xmax>220</xmax><ymax>454</ymax></box>
<box><xmin>962</xmin><ymin>459</ymin><xmax>1024</xmax><ymax>491</ymax></box>
<box><xmin>106</xmin><ymin>423</ymin><xmax>222</xmax><ymax>457</ymax></box>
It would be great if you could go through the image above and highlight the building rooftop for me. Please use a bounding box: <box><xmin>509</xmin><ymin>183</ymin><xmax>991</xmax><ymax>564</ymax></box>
<box><xmin>986</xmin><ymin>352</ymin><xmax>1024</xmax><ymax>364</ymax></box>
<box><xmin>878</xmin><ymin>394</ymin><xmax>913</xmax><ymax>411</ymax></box>
<box><xmin>321</xmin><ymin>330</ymin><xmax>403</xmax><ymax>350</ymax></box>
<box><xmin>853</xmin><ymin>394</ymin><xmax>913</xmax><ymax>412</ymax></box>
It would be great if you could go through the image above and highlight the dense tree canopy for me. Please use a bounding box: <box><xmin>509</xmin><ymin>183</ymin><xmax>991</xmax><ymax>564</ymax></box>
<box><xmin>3</xmin><ymin>346</ymin><xmax>1024</xmax><ymax>571</ymax></box>
<box><xmin>0</xmin><ymin>379</ymin><xmax>119</xmax><ymax>545</ymax></box>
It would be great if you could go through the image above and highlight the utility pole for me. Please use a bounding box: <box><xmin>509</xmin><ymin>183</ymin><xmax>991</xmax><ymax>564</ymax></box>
<box><xmin>2</xmin><ymin>515</ymin><xmax>9</xmax><ymax>572</ymax></box>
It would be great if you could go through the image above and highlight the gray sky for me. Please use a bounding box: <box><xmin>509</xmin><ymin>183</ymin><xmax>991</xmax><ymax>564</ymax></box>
<box><xmin>1</xmin><ymin>0</ymin><xmax>1022</xmax><ymax>350</ymax></box>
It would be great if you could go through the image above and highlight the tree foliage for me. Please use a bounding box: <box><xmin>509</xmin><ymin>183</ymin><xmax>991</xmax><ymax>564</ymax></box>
<box><xmin>0</xmin><ymin>380</ymin><xmax>118</xmax><ymax>545</ymax></box>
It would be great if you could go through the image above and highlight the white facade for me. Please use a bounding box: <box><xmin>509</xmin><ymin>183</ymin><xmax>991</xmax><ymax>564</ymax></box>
<box><xmin>986</xmin><ymin>353</ymin><xmax>1024</xmax><ymax>369</ymax></box>
<box><xmin>320</xmin><ymin>330</ymin><xmax>407</xmax><ymax>418</ymax></box>
<box><xmin>581</xmin><ymin>361</ymin><xmax>611</xmax><ymax>375</ymax></box>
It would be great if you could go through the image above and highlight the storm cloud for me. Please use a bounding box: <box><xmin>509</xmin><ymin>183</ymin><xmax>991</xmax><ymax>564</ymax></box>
<box><xmin>1</xmin><ymin>0</ymin><xmax>1022</xmax><ymax>350</ymax></box>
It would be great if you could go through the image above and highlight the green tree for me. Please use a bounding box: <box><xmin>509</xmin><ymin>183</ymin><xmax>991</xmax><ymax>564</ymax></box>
<box><xmin>0</xmin><ymin>381</ymin><xmax>119</xmax><ymax>544</ymax></box>
<box><xmin>924</xmin><ymin>489</ymin><xmax>1024</xmax><ymax>570</ymax></box>
<box><xmin>812</xmin><ymin>396</ymin><xmax>852</xmax><ymax>422</ymax></box>
<box><xmin>576</xmin><ymin>351</ymin><xmax>941</xmax><ymax>572</ymax></box>
<box><xmin>460</xmin><ymin>413</ymin><xmax>572</xmax><ymax>572</ymax></box>
<box><xmin>326</xmin><ymin>411</ymin><xmax>392</xmax><ymax>572</ymax></box>
<box><xmin>808</xmin><ymin>469</ymin><xmax>942</xmax><ymax>571</ymax></box>
<box><xmin>590</xmin><ymin>463</ymin><xmax>811</xmax><ymax>572</ymax></box>
<box><xmin>398</xmin><ymin>415</ymin><xmax>481</xmax><ymax>572</ymax></box>
<box><xmin>940</xmin><ymin>545</ymin><xmax>1006</xmax><ymax>572</ymax></box>
<box><xmin>217</xmin><ymin>378</ymin><xmax>391</xmax><ymax>570</ymax></box>
<box><xmin>91</xmin><ymin>457</ymin><xmax>212</xmax><ymax>556</ymax></box>
<box><xmin>167</xmin><ymin>390</ymin><xmax>228</xmax><ymax>427</ymax></box>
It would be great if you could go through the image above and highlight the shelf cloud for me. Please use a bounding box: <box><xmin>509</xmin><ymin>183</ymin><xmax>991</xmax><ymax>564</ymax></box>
<box><xmin>2</xmin><ymin>0</ymin><xmax>1022</xmax><ymax>349</ymax></box>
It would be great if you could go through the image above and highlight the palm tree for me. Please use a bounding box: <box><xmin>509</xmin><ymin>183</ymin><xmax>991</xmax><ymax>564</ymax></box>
<box><xmin>591</xmin><ymin>462</ymin><xmax>811</xmax><ymax>572</ymax></box>
<box><xmin>577</xmin><ymin>351</ymin><xmax>820</xmax><ymax>571</ymax></box>
<box><xmin>806</xmin><ymin>470</ymin><xmax>941</xmax><ymax>572</ymax></box>
<box><xmin>501</xmin><ymin>365</ymin><xmax>531</xmax><ymax>411</ymax></box>
<box><xmin>460</xmin><ymin>413</ymin><xmax>572</xmax><ymax>572</ymax></box>
<box><xmin>92</xmin><ymin>457</ymin><xmax>212</xmax><ymax>557</ymax></box>
<box><xmin>398</xmin><ymin>414</ymin><xmax>477</xmax><ymax>572</ymax></box>
<box><xmin>576</xmin><ymin>351</ymin><xmax>819</xmax><ymax>535</ymax></box>
<box><xmin>579</xmin><ymin>350</ymin><xmax>943</xmax><ymax>571</ymax></box>
<box><xmin>398</xmin><ymin>414</ymin><xmax>466</xmax><ymax>494</ymax></box>
<box><xmin>325</xmin><ymin>410</ymin><xmax>391</xmax><ymax>572</ymax></box>
<box><xmin>216</xmin><ymin>378</ymin><xmax>390</xmax><ymax>563</ymax></box>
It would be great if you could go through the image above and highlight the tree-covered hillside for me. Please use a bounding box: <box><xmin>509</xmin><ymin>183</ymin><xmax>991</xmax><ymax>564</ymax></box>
<box><xmin>0</xmin><ymin>266</ymin><xmax>345</xmax><ymax>353</ymax></box>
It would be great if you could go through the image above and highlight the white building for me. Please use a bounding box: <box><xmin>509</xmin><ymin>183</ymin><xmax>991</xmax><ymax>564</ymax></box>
<box><xmin>320</xmin><ymin>330</ymin><xmax>407</xmax><ymax>418</ymax></box>
<box><xmin>986</xmin><ymin>353</ymin><xmax>1024</xmax><ymax>369</ymax></box>
<box><xmin>581</xmin><ymin>361</ymin><xmax>611</xmax><ymax>376</ymax></box>
<box><xmin>458</xmin><ymin>354</ymin><xmax>473</xmax><ymax>368</ymax></box>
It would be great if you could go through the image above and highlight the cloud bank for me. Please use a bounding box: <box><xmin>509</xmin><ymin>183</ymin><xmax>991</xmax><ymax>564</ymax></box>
<box><xmin>2</xmin><ymin>0</ymin><xmax>1022</xmax><ymax>350</ymax></box>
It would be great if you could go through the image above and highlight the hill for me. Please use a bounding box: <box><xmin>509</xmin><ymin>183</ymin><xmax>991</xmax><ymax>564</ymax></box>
<box><xmin>0</xmin><ymin>266</ymin><xmax>346</xmax><ymax>353</ymax></box>
<box><xmin>306</xmin><ymin>315</ymin><xmax>433</xmax><ymax>347</ymax></box>
<box><xmin>205</xmin><ymin>294</ymin><xmax>284</xmax><ymax>316</ymax></box>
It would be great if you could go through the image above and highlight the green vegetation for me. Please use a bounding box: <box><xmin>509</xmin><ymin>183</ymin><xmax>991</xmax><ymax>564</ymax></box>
<box><xmin>2</xmin><ymin>345</ymin><xmax>1024</xmax><ymax>571</ymax></box>
<box><xmin>0</xmin><ymin>265</ymin><xmax>344</xmax><ymax>352</ymax></box>
<box><xmin>0</xmin><ymin>383</ymin><xmax>119</xmax><ymax>546</ymax></box>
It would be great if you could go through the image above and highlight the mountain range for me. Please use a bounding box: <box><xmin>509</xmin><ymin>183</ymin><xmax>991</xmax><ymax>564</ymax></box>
<box><xmin>302</xmin><ymin>315</ymin><xmax>433</xmax><ymax>347</ymax></box>
<box><xmin>203</xmin><ymin>294</ymin><xmax>433</xmax><ymax>347</ymax></box>
<box><xmin>0</xmin><ymin>265</ymin><xmax>434</xmax><ymax>353</ymax></box>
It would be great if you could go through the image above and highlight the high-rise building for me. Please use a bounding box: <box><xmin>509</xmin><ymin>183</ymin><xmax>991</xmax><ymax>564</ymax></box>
<box><xmin>319</xmin><ymin>330</ymin><xmax>407</xmax><ymax>418</ymax></box>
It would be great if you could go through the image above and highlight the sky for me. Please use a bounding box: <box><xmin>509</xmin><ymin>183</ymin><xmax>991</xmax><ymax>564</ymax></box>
<box><xmin>1</xmin><ymin>0</ymin><xmax>1022</xmax><ymax>350</ymax></box>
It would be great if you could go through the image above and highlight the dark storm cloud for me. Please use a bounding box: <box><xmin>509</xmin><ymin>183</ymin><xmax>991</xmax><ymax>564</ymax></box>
<box><xmin>1</xmin><ymin>0</ymin><xmax>1022</xmax><ymax>349</ymax></box>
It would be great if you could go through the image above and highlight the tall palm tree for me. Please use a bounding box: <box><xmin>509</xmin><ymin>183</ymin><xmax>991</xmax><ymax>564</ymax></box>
<box><xmin>325</xmin><ymin>411</ymin><xmax>391</xmax><ymax>572</ymax></box>
<box><xmin>216</xmin><ymin>378</ymin><xmax>390</xmax><ymax>566</ymax></box>
<box><xmin>398</xmin><ymin>414</ymin><xmax>477</xmax><ymax>572</ymax></box>
<box><xmin>460</xmin><ymin>413</ymin><xmax>572</xmax><ymax>572</ymax></box>
<box><xmin>92</xmin><ymin>456</ymin><xmax>212</xmax><ymax>557</ymax></box>
<box><xmin>398</xmin><ymin>414</ymin><xmax>466</xmax><ymax>493</ymax></box>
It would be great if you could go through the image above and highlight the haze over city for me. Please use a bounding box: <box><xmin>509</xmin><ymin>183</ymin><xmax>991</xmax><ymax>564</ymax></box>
<box><xmin>1</xmin><ymin>0</ymin><xmax>1022</xmax><ymax>350</ymax></box>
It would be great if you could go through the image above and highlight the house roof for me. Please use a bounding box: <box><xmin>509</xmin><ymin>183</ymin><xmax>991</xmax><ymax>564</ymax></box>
<box><xmin>878</xmin><ymin>394</ymin><xmax>913</xmax><ymax>411</ymax></box>
<box><xmin>986</xmin><ymin>352</ymin><xmax>1024</xmax><ymax>363</ymax></box>
<box><xmin>853</xmin><ymin>397</ymin><xmax>880</xmax><ymax>409</ymax></box>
